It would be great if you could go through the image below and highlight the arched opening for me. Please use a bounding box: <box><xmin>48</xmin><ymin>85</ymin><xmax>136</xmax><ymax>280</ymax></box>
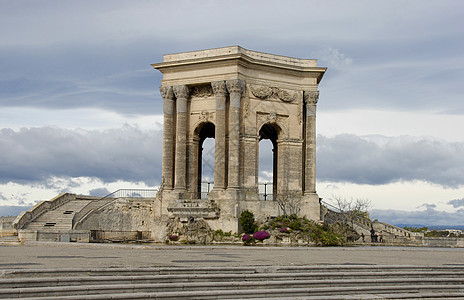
<box><xmin>197</xmin><ymin>122</ymin><xmax>215</xmax><ymax>199</ymax></box>
<box><xmin>259</xmin><ymin>123</ymin><xmax>279</xmax><ymax>200</ymax></box>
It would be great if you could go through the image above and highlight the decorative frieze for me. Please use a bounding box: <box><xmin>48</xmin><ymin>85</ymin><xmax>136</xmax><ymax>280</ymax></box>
<box><xmin>191</xmin><ymin>110</ymin><xmax>215</xmax><ymax>123</ymax></box>
<box><xmin>250</xmin><ymin>84</ymin><xmax>298</xmax><ymax>102</ymax></box>
<box><xmin>191</xmin><ymin>84</ymin><xmax>213</xmax><ymax>98</ymax></box>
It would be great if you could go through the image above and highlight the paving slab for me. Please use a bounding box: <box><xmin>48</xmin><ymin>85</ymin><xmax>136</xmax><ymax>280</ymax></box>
<box><xmin>1</xmin><ymin>242</ymin><xmax>463</xmax><ymax>269</ymax></box>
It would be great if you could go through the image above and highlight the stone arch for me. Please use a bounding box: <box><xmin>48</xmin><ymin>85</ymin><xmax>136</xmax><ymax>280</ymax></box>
<box><xmin>256</xmin><ymin>118</ymin><xmax>289</xmax><ymax>141</ymax></box>
<box><xmin>258</xmin><ymin>122</ymin><xmax>282</xmax><ymax>198</ymax></box>
<box><xmin>193</xmin><ymin>121</ymin><xmax>215</xmax><ymax>198</ymax></box>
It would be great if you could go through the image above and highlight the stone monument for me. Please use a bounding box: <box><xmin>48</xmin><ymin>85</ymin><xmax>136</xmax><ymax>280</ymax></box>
<box><xmin>152</xmin><ymin>46</ymin><xmax>326</xmax><ymax>234</ymax></box>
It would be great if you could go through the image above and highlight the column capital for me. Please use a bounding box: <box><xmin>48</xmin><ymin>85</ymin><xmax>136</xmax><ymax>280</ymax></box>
<box><xmin>212</xmin><ymin>81</ymin><xmax>227</xmax><ymax>111</ymax></box>
<box><xmin>226</xmin><ymin>79</ymin><xmax>245</xmax><ymax>109</ymax></box>
<box><xmin>160</xmin><ymin>86</ymin><xmax>175</xmax><ymax>115</ymax></box>
<box><xmin>226</xmin><ymin>79</ymin><xmax>245</xmax><ymax>95</ymax></box>
<box><xmin>303</xmin><ymin>90</ymin><xmax>319</xmax><ymax>105</ymax></box>
<box><xmin>173</xmin><ymin>85</ymin><xmax>190</xmax><ymax>99</ymax></box>
<box><xmin>211</xmin><ymin>81</ymin><xmax>228</xmax><ymax>96</ymax></box>
<box><xmin>159</xmin><ymin>86</ymin><xmax>175</xmax><ymax>100</ymax></box>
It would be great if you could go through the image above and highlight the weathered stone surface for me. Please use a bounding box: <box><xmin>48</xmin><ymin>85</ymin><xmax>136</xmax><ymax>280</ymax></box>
<box><xmin>166</xmin><ymin>218</ymin><xmax>212</xmax><ymax>244</ymax></box>
<box><xmin>152</xmin><ymin>46</ymin><xmax>326</xmax><ymax>236</ymax></box>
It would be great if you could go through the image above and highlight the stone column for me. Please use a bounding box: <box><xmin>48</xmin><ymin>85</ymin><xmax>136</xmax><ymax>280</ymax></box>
<box><xmin>226</xmin><ymin>79</ymin><xmax>245</xmax><ymax>189</ymax></box>
<box><xmin>160</xmin><ymin>86</ymin><xmax>175</xmax><ymax>190</ymax></box>
<box><xmin>211</xmin><ymin>81</ymin><xmax>228</xmax><ymax>190</ymax></box>
<box><xmin>173</xmin><ymin>85</ymin><xmax>190</xmax><ymax>191</ymax></box>
<box><xmin>303</xmin><ymin>90</ymin><xmax>319</xmax><ymax>193</ymax></box>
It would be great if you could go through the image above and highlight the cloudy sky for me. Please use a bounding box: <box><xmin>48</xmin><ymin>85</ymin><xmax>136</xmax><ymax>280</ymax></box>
<box><xmin>1</xmin><ymin>0</ymin><xmax>463</xmax><ymax>226</ymax></box>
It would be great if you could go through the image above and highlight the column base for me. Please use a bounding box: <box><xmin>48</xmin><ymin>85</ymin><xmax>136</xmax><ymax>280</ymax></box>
<box><xmin>300</xmin><ymin>192</ymin><xmax>321</xmax><ymax>221</ymax></box>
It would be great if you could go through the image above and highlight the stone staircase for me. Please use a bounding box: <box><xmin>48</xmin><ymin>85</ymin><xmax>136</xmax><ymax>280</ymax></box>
<box><xmin>22</xmin><ymin>200</ymin><xmax>92</xmax><ymax>231</ymax></box>
<box><xmin>1</xmin><ymin>265</ymin><xmax>463</xmax><ymax>299</ymax></box>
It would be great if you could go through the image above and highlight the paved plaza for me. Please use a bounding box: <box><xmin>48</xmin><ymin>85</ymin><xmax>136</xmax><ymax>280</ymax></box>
<box><xmin>1</xmin><ymin>242</ymin><xmax>463</xmax><ymax>269</ymax></box>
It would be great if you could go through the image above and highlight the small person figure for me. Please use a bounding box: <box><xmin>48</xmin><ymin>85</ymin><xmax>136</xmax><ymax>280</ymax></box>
<box><xmin>379</xmin><ymin>232</ymin><xmax>383</xmax><ymax>243</ymax></box>
<box><xmin>370</xmin><ymin>227</ymin><xmax>376</xmax><ymax>243</ymax></box>
<box><xmin>361</xmin><ymin>232</ymin><xmax>365</xmax><ymax>242</ymax></box>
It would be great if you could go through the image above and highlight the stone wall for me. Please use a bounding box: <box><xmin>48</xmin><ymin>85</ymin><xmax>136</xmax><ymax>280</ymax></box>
<box><xmin>79</xmin><ymin>198</ymin><xmax>158</xmax><ymax>240</ymax></box>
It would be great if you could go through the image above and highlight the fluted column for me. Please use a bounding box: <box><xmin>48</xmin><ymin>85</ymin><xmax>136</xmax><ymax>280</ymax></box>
<box><xmin>173</xmin><ymin>85</ymin><xmax>190</xmax><ymax>191</ymax></box>
<box><xmin>211</xmin><ymin>81</ymin><xmax>228</xmax><ymax>189</ymax></box>
<box><xmin>160</xmin><ymin>86</ymin><xmax>175</xmax><ymax>190</ymax></box>
<box><xmin>303</xmin><ymin>90</ymin><xmax>319</xmax><ymax>193</ymax></box>
<box><xmin>226</xmin><ymin>79</ymin><xmax>245</xmax><ymax>189</ymax></box>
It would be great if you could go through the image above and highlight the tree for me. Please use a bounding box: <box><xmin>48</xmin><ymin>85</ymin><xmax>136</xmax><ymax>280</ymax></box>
<box><xmin>275</xmin><ymin>188</ymin><xmax>301</xmax><ymax>217</ymax></box>
<box><xmin>330</xmin><ymin>195</ymin><xmax>371</xmax><ymax>225</ymax></box>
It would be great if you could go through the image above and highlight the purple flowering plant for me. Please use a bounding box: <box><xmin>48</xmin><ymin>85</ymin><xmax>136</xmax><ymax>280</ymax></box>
<box><xmin>242</xmin><ymin>234</ymin><xmax>253</xmax><ymax>243</ymax></box>
<box><xmin>253</xmin><ymin>230</ymin><xmax>271</xmax><ymax>241</ymax></box>
<box><xmin>169</xmin><ymin>234</ymin><xmax>179</xmax><ymax>241</ymax></box>
<box><xmin>279</xmin><ymin>227</ymin><xmax>290</xmax><ymax>233</ymax></box>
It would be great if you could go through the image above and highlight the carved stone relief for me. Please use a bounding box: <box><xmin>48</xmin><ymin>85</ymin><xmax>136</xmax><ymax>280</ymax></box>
<box><xmin>191</xmin><ymin>85</ymin><xmax>214</xmax><ymax>98</ymax></box>
<box><xmin>256</xmin><ymin>111</ymin><xmax>289</xmax><ymax>139</ymax></box>
<box><xmin>191</xmin><ymin>110</ymin><xmax>215</xmax><ymax>124</ymax></box>
<box><xmin>250</xmin><ymin>84</ymin><xmax>298</xmax><ymax>102</ymax></box>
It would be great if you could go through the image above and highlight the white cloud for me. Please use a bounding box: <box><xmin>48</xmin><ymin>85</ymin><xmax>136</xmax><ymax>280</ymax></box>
<box><xmin>0</xmin><ymin>176</ymin><xmax>155</xmax><ymax>208</ymax></box>
<box><xmin>318</xmin><ymin>109</ymin><xmax>464</xmax><ymax>142</ymax></box>
<box><xmin>319</xmin><ymin>180</ymin><xmax>464</xmax><ymax>213</ymax></box>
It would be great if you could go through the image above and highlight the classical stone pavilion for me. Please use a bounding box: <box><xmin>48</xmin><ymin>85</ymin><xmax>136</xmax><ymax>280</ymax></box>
<box><xmin>152</xmin><ymin>46</ymin><xmax>326</xmax><ymax>232</ymax></box>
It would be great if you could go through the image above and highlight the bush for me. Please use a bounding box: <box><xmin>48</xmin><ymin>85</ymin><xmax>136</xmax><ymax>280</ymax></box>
<box><xmin>253</xmin><ymin>230</ymin><xmax>271</xmax><ymax>241</ymax></box>
<box><xmin>242</xmin><ymin>234</ymin><xmax>254</xmax><ymax>245</ymax></box>
<box><xmin>240</xmin><ymin>210</ymin><xmax>257</xmax><ymax>234</ymax></box>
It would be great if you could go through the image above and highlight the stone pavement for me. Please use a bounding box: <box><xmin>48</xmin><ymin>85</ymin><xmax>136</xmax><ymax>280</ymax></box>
<box><xmin>1</xmin><ymin>242</ymin><xmax>463</xmax><ymax>269</ymax></box>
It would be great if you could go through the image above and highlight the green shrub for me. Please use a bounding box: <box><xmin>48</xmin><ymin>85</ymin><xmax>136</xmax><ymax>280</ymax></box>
<box><xmin>240</xmin><ymin>210</ymin><xmax>257</xmax><ymax>234</ymax></box>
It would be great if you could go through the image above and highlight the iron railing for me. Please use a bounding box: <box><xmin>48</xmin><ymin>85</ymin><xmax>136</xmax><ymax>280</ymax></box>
<box><xmin>258</xmin><ymin>183</ymin><xmax>274</xmax><ymax>201</ymax></box>
<box><xmin>197</xmin><ymin>182</ymin><xmax>273</xmax><ymax>201</ymax></box>
<box><xmin>101</xmin><ymin>189</ymin><xmax>158</xmax><ymax>199</ymax></box>
<box><xmin>199</xmin><ymin>182</ymin><xmax>213</xmax><ymax>199</ymax></box>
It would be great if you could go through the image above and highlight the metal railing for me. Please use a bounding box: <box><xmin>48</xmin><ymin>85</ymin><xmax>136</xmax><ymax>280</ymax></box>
<box><xmin>258</xmin><ymin>183</ymin><xmax>274</xmax><ymax>201</ymax></box>
<box><xmin>101</xmin><ymin>189</ymin><xmax>158</xmax><ymax>199</ymax></box>
<box><xmin>199</xmin><ymin>182</ymin><xmax>213</xmax><ymax>199</ymax></box>
<box><xmin>195</xmin><ymin>182</ymin><xmax>274</xmax><ymax>201</ymax></box>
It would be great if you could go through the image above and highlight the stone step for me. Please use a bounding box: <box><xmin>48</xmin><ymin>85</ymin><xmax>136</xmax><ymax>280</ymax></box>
<box><xmin>1</xmin><ymin>284</ymin><xmax>463</xmax><ymax>299</ymax></box>
<box><xmin>22</xmin><ymin>200</ymin><xmax>92</xmax><ymax>231</ymax></box>
<box><xmin>3</xmin><ymin>265</ymin><xmax>464</xmax><ymax>278</ymax></box>
<box><xmin>2</xmin><ymin>271</ymin><xmax>464</xmax><ymax>288</ymax></box>
<box><xmin>0</xmin><ymin>265</ymin><xmax>464</xmax><ymax>299</ymax></box>
<box><xmin>1</xmin><ymin>266</ymin><xmax>464</xmax><ymax>299</ymax></box>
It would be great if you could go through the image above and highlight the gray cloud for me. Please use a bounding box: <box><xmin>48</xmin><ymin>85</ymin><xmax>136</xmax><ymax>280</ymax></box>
<box><xmin>317</xmin><ymin>134</ymin><xmax>464</xmax><ymax>187</ymax></box>
<box><xmin>448</xmin><ymin>198</ymin><xmax>464</xmax><ymax>208</ymax></box>
<box><xmin>89</xmin><ymin>188</ymin><xmax>111</xmax><ymax>197</ymax></box>
<box><xmin>0</xmin><ymin>1</ymin><xmax>463</xmax><ymax>116</ymax></box>
<box><xmin>418</xmin><ymin>203</ymin><xmax>436</xmax><ymax>209</ymax></box>
<box><xmin>2</xmin><ymin>126</ymin><xmax>463</xmax><ymax>190</ymax></box>
<box><xmin>0</xmin><ymin>125</ymin><xmax>162</xmax><ymax>186</ymax></box>
<box><xmin>371</xmin><ymin>207</ymin><xmax>464</xmax><ymax>227</ymax></box>
<box><xmin>0</xmin><ymin>206</ymin><xmax>32</xmax><ymax>217</ymax></box>
<box><xmin>0</xmin><ymin>45</ymin><xmax>162</xmax><ymax>116</ymax></box>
